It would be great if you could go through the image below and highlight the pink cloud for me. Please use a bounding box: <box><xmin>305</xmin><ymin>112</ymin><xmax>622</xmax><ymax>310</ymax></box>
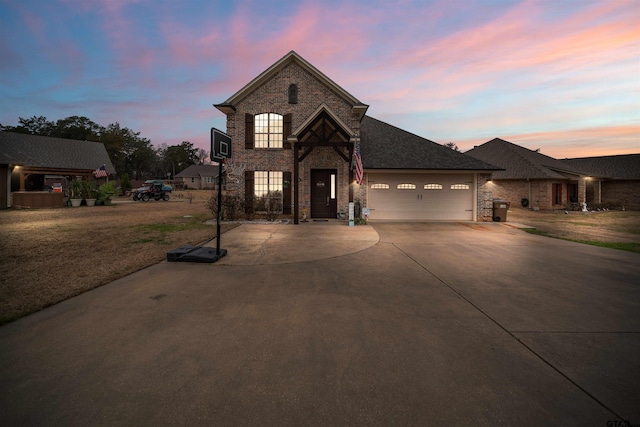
<box><xmin>456</xmin><ymin>124</ymin><xmax>640</xmax><ymax>158</ymax></box>
<box><xmin>348</xmin><ymin>0</ymin><xmax>639</xmax><ymax>114</ymax></box>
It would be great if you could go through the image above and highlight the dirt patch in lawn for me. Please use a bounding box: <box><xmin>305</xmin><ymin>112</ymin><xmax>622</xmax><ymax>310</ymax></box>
<box><xmin>0</xmin><ymin>191</ymin><xmax>239</xmax><ymax>324</ymax></box>
<box><xmin>507</xmin><ymin>208</ymin><xmax>640</xmax><ymax>249</ymax></box>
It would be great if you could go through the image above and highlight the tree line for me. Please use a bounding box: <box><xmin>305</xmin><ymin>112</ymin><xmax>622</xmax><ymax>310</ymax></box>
<box><xmin>1</xmin><ymin>115</ymin><xmax>211</xmax><ymax>180</ymax></box>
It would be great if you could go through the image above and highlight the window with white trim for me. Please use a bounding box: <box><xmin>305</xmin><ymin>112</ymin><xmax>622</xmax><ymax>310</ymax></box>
<box><xmin>397</xmin><ymin>183</ymin><xmax>416</xmax><ymax>190</ymax></box>
<box><xmin>424</xmin><ymin>183</ymin><xmax>443</xmax><ymax>190</ymax></box>
<box><xmin>371</xmin><ymin>183</ymin><xmax>389</xmax><ymax>189</ymax></box>
<box><xmin>255</xmin><ymin>113</ymin><xmax>283</xmax><ymax>148</ymax></box>
<box><xmin>451</xmin><ymin>184</ymin><xmax>470</xmax><ymax>190</ymax></box>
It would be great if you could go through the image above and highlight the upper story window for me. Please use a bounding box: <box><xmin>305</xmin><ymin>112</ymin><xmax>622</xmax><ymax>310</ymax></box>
<box><xmin>255</xmin><ymin>113</ymin><xmax>283</xmax><ymax>148</ymax></box>
<box><xmin>288</xmin><ymin>84</ymin><xmax>298</xmax><ymax>104</ymax></box>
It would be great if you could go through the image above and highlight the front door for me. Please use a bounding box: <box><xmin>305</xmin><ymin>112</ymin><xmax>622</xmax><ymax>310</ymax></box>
<box><xmin>311</xmin><ymin>169</ymin><xmax>337</xmax><ymax>218</ymax></box>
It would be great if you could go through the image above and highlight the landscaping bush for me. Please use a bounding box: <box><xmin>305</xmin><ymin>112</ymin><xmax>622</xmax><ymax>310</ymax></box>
<box><xmin>254</xmin><ymin>191</ymin><xmax>282</xmax><ymax>221</ymax></box>
<box><xmin>120</xmin><ymin>173</ymin><xmax>132</xmax><ymax>193</ymax></box>
<box><xmin>207</xmin><ymin>193</ymin><xmax>245</xmax><ymax>221</ymax></box>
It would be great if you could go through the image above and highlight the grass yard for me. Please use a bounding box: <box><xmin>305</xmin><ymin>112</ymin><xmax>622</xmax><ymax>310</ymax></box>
<box><xmin>0</xmin><ymin>190</ymin><xmax>237</xmax><ymax>325</ymax></box>
<box><xmin>507</xmin><ymin>208</ymin><xmax>640</xmax><ymax>253</ymax></box>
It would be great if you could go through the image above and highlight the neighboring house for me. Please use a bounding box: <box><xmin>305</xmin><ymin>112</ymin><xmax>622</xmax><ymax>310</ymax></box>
<box><xmin>214</xmin><ymin>51</ymin><xmax>499</xmax><ymax>223</ymax></box>
<box><xmin>174</xmin><ymin>164</ymin><xmax>221</xmax><ymax>190</ymax></box>
<box><xmin>0</xmin><ymin>131</ymin><xmax>116</xmax><ymax>208</ymax></box>
<box><xmin>562</xmin><ymin>154</ymin><xmax>640</xmax><ymax>211</ymax></box>
<box><xmin>465</xmin><ymin>138</ymin><xmax>640</xmax><ymax>210</ymax></box>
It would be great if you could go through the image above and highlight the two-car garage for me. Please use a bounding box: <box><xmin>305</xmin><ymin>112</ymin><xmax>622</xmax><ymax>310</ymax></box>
<box><xmin>366</xmin><ymin>173</ymin><xmax>475</xmax><ymax>220</ymax></box>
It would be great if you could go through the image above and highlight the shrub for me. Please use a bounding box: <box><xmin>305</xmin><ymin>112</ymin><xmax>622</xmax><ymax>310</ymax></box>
<box><xmin>120</xmin><ymin>173</ymin><xmax>132</xmax><ymax>192</ymax></box>
<box><xmin>254</xmin><ymin>191</ymin><xmax>282</xmax><ymax>221</ymax></box>
<box><xmin>81</xmin><ymin>180</ymin><xmax>97</xmax><ymax>199</ymax></box>
<box><xmin>97</xmin><ymin>181</ymin><xmax>119</xmax><ymax>201</ymax></box>
<box><xmin>70</xmin><ymin>179</ymin><xmax>84</xmax><ymax>199</ymax></box>
<box><xmin>207</xmin><ymin>193</ymin><xmax>245</xmax><ymax>221</ymax></box>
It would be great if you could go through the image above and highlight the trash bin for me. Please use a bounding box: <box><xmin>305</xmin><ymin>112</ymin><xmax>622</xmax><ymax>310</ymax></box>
<box><xmin>493</xmin><ymin>199</ymin><xmax>509</xmax><ymax>222</ymax></box>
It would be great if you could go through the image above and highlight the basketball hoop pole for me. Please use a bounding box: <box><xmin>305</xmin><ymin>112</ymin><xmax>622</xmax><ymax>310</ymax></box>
<box><xmin>216</xmin><ymin>158</ymin><xmax>223</xmax><ymax>256</ymax></box>
<box><xmin>210</xmin><ymin>127</ymin><xmax>231</xmax><ymax>261</ymax></box>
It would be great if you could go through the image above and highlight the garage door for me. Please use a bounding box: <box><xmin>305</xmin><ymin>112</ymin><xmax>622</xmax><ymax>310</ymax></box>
<box><xmin>367</xmin><ymin>173</ymin><xmax>474</xmax><ymax>220</ymax></box>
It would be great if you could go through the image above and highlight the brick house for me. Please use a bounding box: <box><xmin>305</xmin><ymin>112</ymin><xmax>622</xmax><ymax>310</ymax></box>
<box><xmin>174</xmin><ymin>164</ymin><xmax>220</xmax><ymax>190</ymax></box>
<box><xmin>466</xmin><ymin>138</ymin><xmax>640</xmax><ymax>210</ymax></box>
<box><xmin>563</xmin><ymin>154</ymin><xmax>640</xmax><ymax>211</ymax></box>
<box><xmin>214</xmin><ymin>51</ymin><xmax>499</xmax><ymax>223</ymax></box>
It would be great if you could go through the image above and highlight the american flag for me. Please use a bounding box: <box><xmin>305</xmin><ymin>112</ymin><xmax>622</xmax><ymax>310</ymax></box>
<box><xmin>353</xmin><ymin>141</ymin><xmax>364</xmax><ymax>185</ymax></box>
<box><xmin>93</xmin><ymin>165</ymin><xmax>108</xmax><ymax>178</ymax></box>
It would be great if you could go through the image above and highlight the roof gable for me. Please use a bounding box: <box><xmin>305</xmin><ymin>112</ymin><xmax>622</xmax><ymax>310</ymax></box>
<box><xmin>215</xmin><ymin>51</ymin><xmax>368</xmax><ymax>119</ymax></box>
<box><xmin>0</xmin><ymin>131</ymin><xmax>116</xmax><ymax>173</ymax></box>
<box><xmin>291</xmin><ymin>103</ymin><xmax>355</xmax><ymax>139</ymax></box>
<box><xmin>360</xmin><ymin>116</ymin><xmax>499</xmax><ymax>171</ymax></box>
<box><xmin>465</xmin><ymin>138</ymin><xmax>583</xmax><ymax>179</ymax></box>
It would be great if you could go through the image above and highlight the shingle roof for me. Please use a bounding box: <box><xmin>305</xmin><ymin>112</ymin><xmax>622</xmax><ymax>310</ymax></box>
<box><xmin>174</xmin><ymin>164</ymin><xmax>220</xmax><ymax>178</ymax></box>
<box><xmin>0</xmin><ymin>131</ymin><xmax>116</xmax><ymax>173</ymax></box>
<box><xmin>562</xmin><ymin>154</ymin><xmax>640</xmax><ymax>180</ymax></box>
<box><xmin>360</xmin><ymin>116</ymin><xmax>500</xmax><ymax>171</ymax></box>
<box><xmin>465</xmin><ymin>138</ymin><xmax>583</xmax><ymax>179</ymax></box>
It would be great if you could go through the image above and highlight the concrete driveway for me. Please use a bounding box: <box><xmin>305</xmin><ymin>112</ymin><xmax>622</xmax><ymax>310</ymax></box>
<box><xmin>1</xmin><ymin>222</ymin><xmax>638</xmax><ymax>426</ymax></box>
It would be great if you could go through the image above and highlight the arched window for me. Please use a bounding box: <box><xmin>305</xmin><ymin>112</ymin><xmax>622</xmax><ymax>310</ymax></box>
<box><xmin>255</xmin><ymin>113</ymin><xmax>283</xmax><ymax>148</ymax></box>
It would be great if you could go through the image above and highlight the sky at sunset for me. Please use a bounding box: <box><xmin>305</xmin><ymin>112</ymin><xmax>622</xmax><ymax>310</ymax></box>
<box><xmin>1</xmin><ymin>0</ymin><xmax>638</xmax><ymax>159</ymax></box>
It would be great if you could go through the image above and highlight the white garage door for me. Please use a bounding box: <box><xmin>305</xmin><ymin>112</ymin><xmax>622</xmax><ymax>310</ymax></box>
<box><xmin>367</xmin><ymin>173</ymin><xmax>474</xmax><ymax>220</ymax></box>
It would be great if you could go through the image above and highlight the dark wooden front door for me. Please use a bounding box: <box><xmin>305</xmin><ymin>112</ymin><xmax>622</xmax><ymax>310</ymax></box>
<box><xmin>311</xmin><ymin>169</ymin><xmax>337</xmax><ymax>218</ymax></box>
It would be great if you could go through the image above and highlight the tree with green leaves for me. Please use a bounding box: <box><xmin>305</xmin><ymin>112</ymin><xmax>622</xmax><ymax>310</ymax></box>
<box><xmin>161</xmin><ymin>141</ymin><xmax>198</xmax><ymax>175</ymax></box>
<box><xmin>0</xmin><ymin>116</ymin><xmax>56</xmax><ymax>135</ymax></box>
<box><xmin>53</xmin><ymin>116</ymin><xmax>103</xmax><ymax>141</ymax></box>
<box><xmin>2</xmin><ymin>115</ymin><xmax>203</xmax><ymax>180</ymax></box>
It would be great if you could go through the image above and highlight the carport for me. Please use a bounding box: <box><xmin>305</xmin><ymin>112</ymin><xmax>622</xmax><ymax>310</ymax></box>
<box><xmin>0</xmin><ymin>132</ymin><xmax>115</xmax><ymax>208</ymax></box>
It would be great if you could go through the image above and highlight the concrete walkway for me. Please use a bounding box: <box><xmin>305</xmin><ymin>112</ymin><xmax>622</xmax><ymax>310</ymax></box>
<box><xmin>0</xmin><ymin>221</ymin><xmax>638</xmax><ymax>426</ymax></box>
<box><xmin>209</xmin><ymin>221</ymin><xmax>379</xmax><ymax>265</ymax></box>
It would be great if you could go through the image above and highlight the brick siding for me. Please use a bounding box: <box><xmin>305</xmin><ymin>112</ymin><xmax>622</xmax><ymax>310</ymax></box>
<box><xmin>601</xmin><ymin>180</ymin><xmax>640</xmax><ymax>210</ymax></box>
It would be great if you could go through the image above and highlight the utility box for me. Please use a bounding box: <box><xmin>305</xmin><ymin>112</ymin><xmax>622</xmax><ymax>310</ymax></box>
<box><xmin>493</xmin><ymin>199</ymin><xmax>509</xmax><ymax>222</ymax></box>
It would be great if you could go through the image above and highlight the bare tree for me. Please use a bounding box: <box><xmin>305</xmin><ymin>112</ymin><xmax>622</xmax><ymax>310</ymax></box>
<box><xmin>444</xmin><ymin>142</ymin><xmax>460</xmax><ymax>151</ymax></box>
<box><xmin>197</xmin><ymin>148</ymin><xmax>211</xmax><ymax>164</ymax></box>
